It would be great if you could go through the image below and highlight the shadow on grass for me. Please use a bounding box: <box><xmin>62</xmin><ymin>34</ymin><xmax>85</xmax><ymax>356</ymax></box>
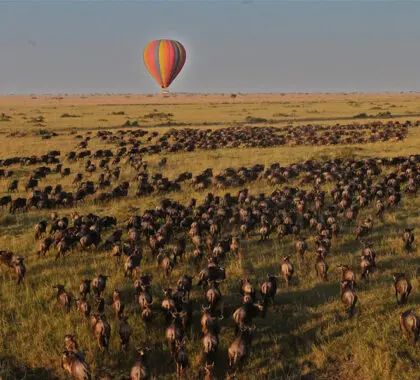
<box><xmin>0</xmin><ymin>355</ymin><xmax>59</xmax><ymax>380</ymax></box>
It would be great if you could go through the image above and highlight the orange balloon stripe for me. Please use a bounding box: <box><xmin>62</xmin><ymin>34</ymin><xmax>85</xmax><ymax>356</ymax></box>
<box><xmin>144</xmin><ymin>40</ymin><xmax>163</xmax><ymax>87</ymax></box>
<box><xmin>159</xmin><ymin>40</ymin><xmax>174</xmax><ymax>88</ymax></box>
<box><xmin>165</xmin><ymin>42</ymin><xmax>176</xmax><ymax>87</ymax></box>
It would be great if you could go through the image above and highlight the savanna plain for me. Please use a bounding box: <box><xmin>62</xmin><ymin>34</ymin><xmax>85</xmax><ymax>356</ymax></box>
<box><xmin>0</xmin><ymin>93</ymin><xmax>419</xmax><ymax>380</ymax></box>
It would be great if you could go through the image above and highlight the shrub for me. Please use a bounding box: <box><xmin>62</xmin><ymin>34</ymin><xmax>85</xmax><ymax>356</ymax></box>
<box><xmin>33</xmin><ymin>129</ymin><xmax>51</xmax><ymax>136</ymax></box>
<box><xmin>245</xmin><ymin>116</ymin><xmax>268</xmax><ymax>124</ymax></box>
<box><xmin>143</xmin><ymin>112</ymin><xmax>173</xmax><ymax>119</ymax></box>
<box><xmin>376</xmin><ymin>111</ymin><xmax>392</xmax><ymax>118</ymax></box>
<box><xmin>0</xmin><ymin>113</ymin><xmax>11</xmax><ymax>121</ymax></box>
<box><xmin>353</xmin><ymin>113</ymin><xmax>369</xmax><ymax>119</ymax></box>
<box><xmin>60</xmin><ymin>113</ymin><xmax>80</xmax><ymax>118</ymax></box>
<box><xmin>123</xmin><ymin>120</ymin><xmax>139</xmax><ymax>127</ymax></box>
<box><xmin>29</xmin><ymin>116</ymin><xmax>45</xmax><ymax>123</ymax></box>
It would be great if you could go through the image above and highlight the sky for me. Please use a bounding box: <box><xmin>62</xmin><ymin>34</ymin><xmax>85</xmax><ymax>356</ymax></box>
<box><xmin>0</xmin><ymin>1</ymin><xmax>419</xmax><ymax>94</ymax></box>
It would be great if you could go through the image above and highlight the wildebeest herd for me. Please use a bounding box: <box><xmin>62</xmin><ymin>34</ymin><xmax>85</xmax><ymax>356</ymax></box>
<box><xmin>0</xmin><ymin>121</ymin><xmax>419</xmax><ymax>379</ymax></box>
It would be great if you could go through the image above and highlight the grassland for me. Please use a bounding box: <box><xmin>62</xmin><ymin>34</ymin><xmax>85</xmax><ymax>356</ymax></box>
<box><xmin>0</xmin><ymin>93</ymin><xmax>419</xmax><ymax>380</ymax></box>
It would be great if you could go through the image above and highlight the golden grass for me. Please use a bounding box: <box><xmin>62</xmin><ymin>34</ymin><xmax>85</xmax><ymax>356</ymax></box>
<box><xmin>0</xmin><ymin>93</ymin><xmax>419</xmax><ymax>379</ymax></box>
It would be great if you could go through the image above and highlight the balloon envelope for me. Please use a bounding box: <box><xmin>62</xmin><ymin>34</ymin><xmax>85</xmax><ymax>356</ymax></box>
<box><xmin>143</xmin><ymin>40</ymin><xmax>186</xmax><ymax>89</ymax></box>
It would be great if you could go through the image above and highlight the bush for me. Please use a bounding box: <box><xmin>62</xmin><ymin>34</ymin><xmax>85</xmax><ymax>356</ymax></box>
<box><xmin>0</xmin><ymin>113</ymin><xmax>11</xmax><ymax>121</ymax></box>
<box><xmin>143</xmin><ymin>112</ymin><xmax>173</xmax><ymax>119</ymax></box>
<box><xmin>29</xmin><ymin>116</ymin><xmax>45</xmax><ymax>123</ymax></box>
<box><xmin>33</xmin><ymin>129</ymin><xmax>51</xmax><ymax>136</ymax></box>
<box><xmin>60</xmin><ymin>113</ymin><xmax>80</xmax><ymax>118</ymax></box>
<box><xmin>245</xmin><ymin>116</ymin><xmax>268</xmax><ymax>124</ymax></box>
<box><xmin>123</xmin><ymin>120</ymin><xmax>139</xmax><ymax>127</ymax></box>
<box><xmin>376</xmin><ymin>111</ymin><xmax>392</xmax><ymax>118</ymax></box>
<box><xmin>353</xmin><ymin>113</ymin><xmax>369</xmax><ymax>119</ymax></box>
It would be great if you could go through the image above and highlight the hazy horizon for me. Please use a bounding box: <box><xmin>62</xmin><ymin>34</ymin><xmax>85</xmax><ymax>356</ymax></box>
<box><xmin>1</xmin><ymin>1</ymin><xmax>420</xmax><ymax>95</ymax></box>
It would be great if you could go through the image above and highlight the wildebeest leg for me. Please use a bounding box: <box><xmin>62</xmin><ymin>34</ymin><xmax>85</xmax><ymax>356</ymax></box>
<box><xmin>234</xmin><ymin>324</ymin><xmax>239</xmax><ymax>336</ymax></box>
<box><xmin>229</xmin><ymin>354</ymin><xmax>234</xmax><ymax>369</ymax></box>
<box><xmin>411</xmin><ymin>331</ymin><xmax>417</xmax><ymax>345</ymax></box>
<box><xmin>395</xmin><ymin>289</ymin><xmax>400</xmax><ymax>306</ymax></box>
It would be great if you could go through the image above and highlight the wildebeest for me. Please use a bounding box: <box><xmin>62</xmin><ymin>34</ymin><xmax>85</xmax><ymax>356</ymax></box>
<box><xmin>239</xmin><ymin>278</ymin><xmax>256</xmax><ymax>301</ymax></box>
<box><xmin>338</xmin><ymin>265</ymin><xmax>356</xmax><ymax>288</ymax></box>
<box><xmin>202</xmin><ymin>329</ymin><xmax>219</xmax><ymax>365</ymax></box>
<box><xmin>399</xmin><ymin>309</ymin><xmax>419</xmax><ymax>345</ymax></box>
<box><xmin>166</xmin><ymin>312</ymin><xmax>185</xmax><ymax>356</ymax></box>
<box><xmin>0</xmin><ymin>195</ymin><xmax>12</xmax><ymax>208</ymax></box>
<box><xmin>174</xmin><ymin>339</ymin><xmax>189</xmax><ymax>376</ymax></box>
<box><xmin>12</xmin><ymin>256</ymin><xmax>26</xmax><ymax>284</ymax></box>
<box><xmin>281</xmin><ymin>256</ymin><xmax>294</xmax><ymax>288</ymax></box>
<box><xmin>64</xmin><ymin>334</ymin><xmax>79</xmax><ymax>353</ymax></box>
<box><xmin>0</xmin><ymin>251</ymin><xmax>20</xmax><ymax>268</ymax></box>
<box><xmin>197</xmin><ymin>262</ymin><xmax>226</xmax><ymax>287</ymax></box>
<box><xmin>92</xmin><ymin>274</ymin><xmax>109</xmax><ymax>297</ymax></box>
<box><xmin>156</xmin><ymin>249</ymin><xmax>174</xmax><ymax>278</ymax></box>
<box><xmin>119</xmin><ymin>315</ymin><xmax>132</xmax><ymax>350</ymax></box>
<box><xmin>206</xmin><ymin>281</ymin><xmax>222</xmax><ymax>314</ymax></box>
<box><xmin>402</xmin><ymin>228</ymin><xmax>415</xmax><ymax>252</ymax></box>
<box><xmin>137</xmin><ymin>277</ymin><xmax>153</xmax><ymax>321</ymax></box>
<box><xmin>8</xmin><ymin>179</ymin><xmax>18</xmax><ymax>192</ymax></box>
<box><xmin>34</xmin><ymin>220</ymin><xmax>48</xmax><ymax>240</ymax></box>
<box><xmin>233</xmin><ymin>298</ymin><xmax>264</xmax><ymax>334</ymax></box>
<box><xmin>360</xmin><ymin>254</ymin><xmax>374</xmax><ymax>281</ymax></box>
<box><xmin>25</xmin><ymin>177</ymin><xmax>38</xmax><ymax>191</ymax></box>
<box><xmin>95</xmin><ymin>297</ymin><xmax>105</xmax><ymax>314</ymax></box>
<box><xmin>53</xmin><ymin>284</ymin><xmax>72</xmax><ymax>312</ymax></box>
<box><xmin>79</xmin><ymin>279</ymin><xmax>91</xmax><ymax>299</ymax></box>
<box><xmin>80</xmin><ymin>229</ymin><xmax>101</xmax><ymax>249</ymax></box>
<box><xmin>130</xmin><ymin>347</ymin><xmax>150</xmax><ymax>380</ymax></box>
<box><xmin>260</xmin><ymin>274</ymin><xmax>277</xmax><ymax>308</ymax></box>
<box><xmin>90</xmin><ymin>313</ymin><xmax>111</xmax><ymax>352</ymax></box>
<box><xmin>173</xmin><ymin>237</ymin><xmax>186</xmax><ymax>263</ymax></box>
<box><xmin>295</xmin><ymin>237</ymin><xmax>308</xmax><ymax>260</ymax></box>
<box><xmin>201</xmin><ymin>305</ymin><xmax>223</xmax><ymax>335</ymax></box>
<box><xmin>393</xmin><ymin>273</ymin><xmax>412</xmax><ymax>305</ymax></box>
<box><xmin>76</xmin><ymin>298</ymin><xmax>91</xmax><ymax>317</ymax></box>
<box><xmin>177</xmin><ymin>274</ymin><xmax>193</xmax><ymax>299</ymax></box>
<box><xmin>204</xmin><ymin>362</ymin><xmax>216</xmax><ymax>380</ymax></box>
<box><xmin>340</xmin><ymin>280</ymin><xmax>358</xmax><ymax>318</ymax></box>
<box><xmin>112</xmin><ymin>289</ymin><xmax>125</xmax><ymax>318</ymax></box>
<box><xmin>228</xmin><ymin>324</ymin><xmax>256</xmax><ymax>372</ymax></box>
<box><xmin>315</xmin><ymin>249</ymin><xmax>328</xmax><ymax>281</ymax></box>
<box><xmin>161</xmin><ymin>287</ymin><xmax>177</xmax><ymax>321</ymax></box>
<box><xmin>125</xmin><ymin>247</ymin><xmax>142</xmax><ymax>278</ymax></box>
<box><xmin>10</xmin><ymin>197</ymin><xmax>26</xmax><ymax>213</ymax></box>
<box><xmin>61</xmin><ymin>351</ymin><xmax>91</xmax><ymax>380</ymax></box>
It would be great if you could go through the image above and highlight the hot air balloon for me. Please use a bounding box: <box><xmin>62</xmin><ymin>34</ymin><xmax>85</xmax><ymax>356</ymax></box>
<box><xmin>143</xmin><ymin>40</ymin><xmax>186</xmax><ymax>89</ymax></box>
